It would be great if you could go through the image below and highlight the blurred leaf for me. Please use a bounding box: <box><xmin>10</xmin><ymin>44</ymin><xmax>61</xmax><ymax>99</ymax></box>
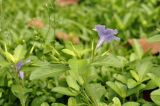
<box><xmin>145</xmin><ymin>80</ymin><xmax>157</xmax><ymax>90</ymax></box>
<box><xmin>0</xmin><ymin>69</ymin><xmax>7</xmax><ymax>86</ymax></box>
<box><xmin>30</xmin><ymin>64</ymin><xmax>68</xmax><ymax>80</ymax></box>
<box><xmin>111</xmin><ymin>97</ymin><xmax>121</xmax><ymax>106</ymax></box>
<box><xmin>148</xmin><ymin>73</ymin><xmax>160</xmax><ymax>87</ymax></box>
<box><xmin>11</xmin><ymin>85</ymin><xmax>30</xmax><ymax>106</ymax></box>
<box><xmin>151</xmin><ymin>89</ymin><xmax>160</xmax><ymax>105</ymax></box>
<box><xmin>13</xmin><ymin>45</ymin><xmax>27</xmax><ymax>62</ymax></box>
<box><xmin>106</xmin><ymin>81</ymin><xmax>127</xmax><ymax>98</ymax></box>
<box><xmin>68</xmin><ymin>97</ymin><xmax>77</xmax><ymax>106</ymax></box>
<box><xmin>51</xmin><ymin>103</ymin><xmax>65</xmax><ymax>106</ymax></box>
<box><xmin>93</xmin><ymin>55</ymin><xmax>126</xmax><ymax>68</ymax></box>
<box><xmin>136</xmin><ymin>61</ymin><xmax>152</xmax><ymax>82</ymax></box>
<box><xmin>52</xmin><ymin>87</ymin><xmax>78</xmax><ymax>96</ymax></box>
<box><xmin>122</xmin><ymin>102</ymin><xmax>140</xmax><ymax>106</ymax></box>
<box><xmin>114</xmin><ymin>14</ymin><xmax>124</xmax><ymax>30</ymax></box>
<box><xmin>123</xmin><ymin>13</ymin><xmax>132</xmax><ymax>28</ymax></box>
<box><xmin>127</xmin><ymin>84</ymin><xmax>145</xmax><ymax>96</ymax></box>
<box><xmin>129</xmin><ymin>38</ymin><xmax>160</xmax><ymax>54</ymax></box>
<box><xmin>130</xmin><ymin>70</ymin><xmax>139</xmax><ymax>82</ymax></box>
<box><xmin>132</xmin><ymin>39</ymin><xmax>143</xmax><ymax>59</ymax></box>
<box><xmin>68</xmin><ymin>59</ymin><xmax>90</xmax><ymax>85</ymax></box>
<box><xmin>127</xmin><ymin>79</ymin><xmax>138</xmax><ymax>89</ymax></box>
<box><xmin>113</xmin><ymin>74</ymin><xmax>127</xmax><ymax>84</ymax></box>
<box><xmin>148</xmin><ymin>35</ymin><xmax>160</xmax><ymax>42</ymax></box>
<box><xmin>66</xmin><ymin>75</ymin><xmax>80</xmax><ymax>91</ymax></box>
<box><xmin>4</xmin><ymin>51</ymin><xmax>15</xmax><ymax>63</ymax></box>
<box><xmin>62</xmin><ymin>49</ymin><xmax>76</xmax><ymax>57</ymax></box>
<box><xmin>85</xmin><ymin>83</ymin><xmax>106</xmax><ymax>104</ymax></box>
<box><xmin>41</xmin><ymin>102</ymin><xmax>49</xmax><ymax>106</ymax></box>
<box><xmin>31</xmin><ymin>96</ymin><xmax>48</xmax><ymax>106</ymax></box>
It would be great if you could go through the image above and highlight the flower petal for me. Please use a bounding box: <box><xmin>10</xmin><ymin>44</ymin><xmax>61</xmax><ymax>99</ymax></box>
<box><xmin>104</xmin><ymin>34</ymin><xmax>120</xmax><ymax>42</ymax></box>
<box><xmin>95</xmin><ymin>25</ymin><xmax>120</xmax><ymax>48</ymax></box>
<box><xmin>19</xmin><ymin>71</ymin><xmax>24</xmax><ymax>79</ymax></box>
<box><xmin>95</xmin><ymin>25</ymin><xmax>106</xmax><ymax>37</ymax></box>
<box><xmin>16</xmin><ymin>61</ymin><xmax>23</xmax><ymax>71</ymax></box>
<box><xmin>96</xmin><ymin>37</ymin><xmax>105</xmax><ymax>48</ymax></box>
<box><xmin>104</xmin><ymin>29</ymin><xmax>118</xmax><ymax>35</ymax></box>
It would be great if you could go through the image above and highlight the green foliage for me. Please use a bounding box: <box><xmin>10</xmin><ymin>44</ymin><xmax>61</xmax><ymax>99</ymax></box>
<box><xmin>151</xmin><ymin>89</ymin><xmax>160</xmax><ymax>105</ymax></box>
<box><xmin>0</xmin><ymin>0</ymin><xmax>160</xmax><ymax>106</ymax></box>
<box><xmin>30</xmin><ymin>64</ymin><xmax>68</xmax><ymax>80</ymax></box>
<box><xmin>122</xmin><ymin>102</ymin><xmax>140</xmax><ymax>106</ymax></box>
<box><xmin>148</xmin><ymin>34</ymin><xmax>160</xmax><ymax>42</ymax></box>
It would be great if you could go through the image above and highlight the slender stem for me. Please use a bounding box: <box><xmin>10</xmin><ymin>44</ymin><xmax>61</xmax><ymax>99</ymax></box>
<box><xmin>91</xmin><ymin>41</ymin><xmax>96</xmax><ymax>62</ymax></box>
<box><xmin>0</xmin><ymin>0</ymin><xmax>2</xmax><ymax>33</ymax></box>
<box><xmin>136</xmin><ymin>91</ymin><xmax>139</xmax><ymax>101</ymax></box>
<box><xmin>45</xmin><ymin>0</ymin><xmax>51</xmax><ymax>37</ymax></box>
<box><xmin>122</xmin><ymin>98</ymin><xmax>125</xmax><ymax>104</ymax></box>
<box><xmin>53</xmin><ymin>0</ymin><xmax>56</xmax><ymax>38</ymax></box>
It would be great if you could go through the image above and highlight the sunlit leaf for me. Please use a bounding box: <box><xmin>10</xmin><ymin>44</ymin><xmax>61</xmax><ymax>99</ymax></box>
<box><xmin>30</xmin><ymin>64</ymin><xmax>68</xmax><ymax>80</ymax></box>
<box><xmin>151</xmin><ymin>89</ymin><xmax>160</xmax><ymax>105</ymax></box>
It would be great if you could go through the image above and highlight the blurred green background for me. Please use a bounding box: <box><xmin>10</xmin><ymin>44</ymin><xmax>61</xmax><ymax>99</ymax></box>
<box><xmin>1</xmin><ymin>0</ymin><xmax>160</xmax><ymax>43</ymax></box>
<box><xmin>0</xmin><ymin>0</ymin><xmax>160</xmax><ymax>106</ymax></box>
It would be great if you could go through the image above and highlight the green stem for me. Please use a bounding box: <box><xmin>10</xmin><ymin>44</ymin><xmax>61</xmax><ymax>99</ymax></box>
<box><xmin>91</xmin><ymin>42</ymin><xmax>96</xmax><ymax>62</ymax></box>
<box><xmin>136</xmin><ymin>91</ymin><xmax>139</xmax><ymax>101</ymax></box>
<box><xmin>122</xmin><ymin>98</ymin><xmax>125</xmax><ymax>104</ymax></box>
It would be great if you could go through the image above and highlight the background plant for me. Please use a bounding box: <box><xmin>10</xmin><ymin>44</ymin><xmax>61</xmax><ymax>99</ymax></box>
<box><xmin>0</xmin><ymin>0</ymin><xmax>160</xmax><ymax>106</ymax></box>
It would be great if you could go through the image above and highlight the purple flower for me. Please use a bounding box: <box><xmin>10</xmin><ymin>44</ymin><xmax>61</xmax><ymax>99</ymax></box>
<box><xmin>19</xmin><ymin>71</ymin><xmax>24</xmax><ymax>79</ymax></box>
<box><xmin>16</xmin><ymin>61</ymin><xmax>23</xmax><ymax>71</ymax></box>
<box><xmin>16</xmin><ymin>59</ymin><xmax>31</xmax><ymax>71</ymax></box>
<box><xmin>95</xmin><ymin>25</ymin><xmax>120</xmax><ymax>48</ymax></box>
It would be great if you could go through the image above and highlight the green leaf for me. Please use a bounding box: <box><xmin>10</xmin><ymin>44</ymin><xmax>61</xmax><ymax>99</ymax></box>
<box><xmin>127</xmin><ymin>84</ymin><xmax>145</xmax><ymax>96</ymax></box>
<box><xmin>106</xmin><ymin>81</ymin><xmax>127</xmax><ymax>98</ymax></box>
<box><xmin>148</xmin><ymin>34</ymin><xmax>160</xmax><ymax>42</ymax></box>
<box><xmin>136</xmin><ymin>61</ymin><xmax>152</xmax><ymax>82</ymax></box>
<box><xmin>130</xmin><ymin>70</ymin><xmax>139</xmax><ymax>82</ymax></box>
<box><xmin>98</xmin><ymin>102</ymin><xmax>108</xmax><ymax>106</ymax></box>
<box><xmin>11</xmin><ymin>85</ymin><xmax>29</xmax><ymax>106</ymax></box>
<box><xmin>68</xmin><ymin>59</ymin><xmax>90</xmax><ymax>85</ymax></box>
<box><xmin>142</xmin><ymin>102</ymin><xmax>155</xmax><ymax>106</ymax></box>
<box><xmin>123</xmin><ymin>13</ymin><xmax>132</xmax><ymax>28</ymax></box>
<box><xmin>85</xmin><ymin>83</ymin><xmax>106</xmax><ymax>104</ymax></box>
<box><xmin>66</xmin><ymin>75</ymin><xmax>80</xmax><ymax>91</ymax></box>
<box><xmin>111</xmin><ymin>97</ymin><xmax>121</xmax><ymax>106</ymax></box>
<box><xmin>148</xmin><ymin>73</ymin><xmax>160</xmax><ymax>87</ymax></box>
<box><xmin>106</xmin><ymin>81</ymin><xmax>120</xmax><ymax>97</ymax></box>
<box><xmin>145</xmin><ymin>80</ymin><xmax>157</xmax><ymax>90</ymax></box>
<box><xmin>122</xmin><ymin>102</ymin><xmax>140</xmax><ymax>106</ymax></box>
<box><xmin>132</xmin><ymin>39</ymin><xmax>143</xmax><ymax>60</ymax></box>
<box><xmin>13</xmin><ymin>45</ymin><xmax>27</xmax><ymax>62</ymax></box>
<box><xmin>51</xmin><ymin>103</ymin><xmax>65</xmax><ymax>106</ymax></box>
<box><xmin>52</xmin><ymin>87</ymin><xmax>78</xmax><ymax>96</ymax></box>
<box><xmin>141</xmin><ymin>4</ymin><xmax>152</xmax><ymax>15</ymax></box>
<box><xmin>30</xmin><ymin>64</ymin><xmax>67</xmax><ymax>80</ymax></box>
<box><xmin>115</xmin><ymin>81</ymin><xmax>127</xmax><ymax>98</ymax></box>
<box><xmin>113</xmin><ymin>74</ymin><xmax>127</xmax><ymax>84</ymax></box>
<box><xmin>127</xmin><ymin>79</ymin><xmax>138</xmax><ymax>89</ymax></box>
<box><xmin>151</xmin><ymin>89</ymin><xmax>160</xmax><ymax>105</ymax></box>
<box><xmin>114</xmin><ymin>14</ymin><xmax>124</xmax><ymax>30</ymax></box>
<box><xmin>93</xmin><ymin>55</ymin><xmax>125</xmax><ymax>68</ymax></box>
<box><xmin>31</xmin><ymin>96</ymin><xmax>48</xmax><ymax>106</ymax></box>
<box><xmin>0</xmin><ymin>69</ymin><xmax>7</xmax><ymax>86</ymax></box>
<box><xmin>41</xmin><ymin>102</ymin><xmax>49</xmax><ymax>106</ymax></box>
<box><xmin>68</xmin><ymin>97</ymin><xmax>77</xmax><ymax>106</ymax></box>
<box><xmin>129</xmin><ymin>53</ymin><xmax>136</xmax><ymax>62</ymax></box>
<box><xmin>62</xmin><ymin>49</ymin><xmax>76</xmax><ymax>57</ymax></box>
<box><xmin>4</xmin><ymin>51</ymin><xmax>16</xmax><ymax>63</ymax></box>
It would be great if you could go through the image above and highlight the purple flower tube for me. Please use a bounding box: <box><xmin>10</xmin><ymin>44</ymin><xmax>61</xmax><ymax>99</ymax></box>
<box><xmin>95</xmin><ymin>25</ymin><xmax>120</xmax><ymax>48</ymax></box>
